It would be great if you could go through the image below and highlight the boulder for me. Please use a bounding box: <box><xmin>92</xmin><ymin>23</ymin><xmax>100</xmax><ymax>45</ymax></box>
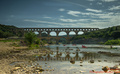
<box><xmin>90</xmin><ymin>60</ymin><xmax>94</xmax><ymax>63</ymax></box>
<box><xmin>98</xmin><ymin>60</ymin><xmax>101</xmax><ymax>62</ymax></box>
<box><xmin>102</xmin><ymin>66</ymin><xmax>109</xmax><ymax>72</ymax></box>
<box><xmin>70</xmin><ymin>60</ymin><xmax>75</xmax><ymax>64</ymax></box>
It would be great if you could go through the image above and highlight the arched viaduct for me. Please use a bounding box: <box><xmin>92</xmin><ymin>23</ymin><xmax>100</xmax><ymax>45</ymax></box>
<box><xmin>17</xmin><ymin>28</ymin><xmax>99</xmax><ymax>44</ymax></box>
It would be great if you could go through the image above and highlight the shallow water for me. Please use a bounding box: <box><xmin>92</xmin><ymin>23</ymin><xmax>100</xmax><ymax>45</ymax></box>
<box><xmin>35</xmin><ymin>44</ymin><xmax>120</xmax><ymax>74</ymax></box>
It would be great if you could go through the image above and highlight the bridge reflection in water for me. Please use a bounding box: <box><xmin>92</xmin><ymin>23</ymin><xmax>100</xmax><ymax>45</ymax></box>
<box><xmin>38</xmin><ymin>47</ymin><xmax>101</xmax><ymax>61</ymax></box>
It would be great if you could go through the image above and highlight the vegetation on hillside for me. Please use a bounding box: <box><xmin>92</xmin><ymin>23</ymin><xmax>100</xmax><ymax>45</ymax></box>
<box><xmin>0</xmin><ymin>24</ymin><xmax>23</xmax><ymax>38</ymax></box>
<box><xmin>71</xmin><ymin>26</ymin><xmax>120</xmax><ymax>40</ymax></box>
<box><xmin>70</xmin><ymin>26</ymin><xmax>120</xmax><ymax>45</ymax></box>
<box><xmin>104</xmin><ymin>39</ymin><xmax>120</xmax><ymax>45</ymax></box>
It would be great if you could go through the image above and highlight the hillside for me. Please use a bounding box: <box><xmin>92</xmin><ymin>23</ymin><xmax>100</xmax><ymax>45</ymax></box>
<box><xmin>71</xmin><ymin>25</ymin><xmax>120</xmax><ymax>44</ymax></box>
<box><xmin>0</xmin><ymin>24</ymin><xmax>22</xmax><ymax>38</ymax></box>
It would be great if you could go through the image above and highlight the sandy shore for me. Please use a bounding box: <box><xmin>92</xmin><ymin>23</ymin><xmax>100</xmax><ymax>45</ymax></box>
<box><xmin>0</xmin><ymin>42</ymin><xmax>50</xmax><ymax>74</ymax></box>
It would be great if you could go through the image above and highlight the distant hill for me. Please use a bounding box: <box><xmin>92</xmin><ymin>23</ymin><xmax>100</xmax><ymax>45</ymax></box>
<box><xmin>0</xmin><ymin>24</ymin><xmax>22</xmax><ymax>38</ymax></box>
<box><xmin>71</xmin><ymin>25</ymin><xmax>120</xmax><ymax>44</ymax></box>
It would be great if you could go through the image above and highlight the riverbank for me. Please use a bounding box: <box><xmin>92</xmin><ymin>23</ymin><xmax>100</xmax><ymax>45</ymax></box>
<box><xmin>49</xmin><ymin>44</ymin><xmax>120</xmax><ymax>49</ymax></box>
<box><xmin>0</xmin><ymin>41</ymin><xmax>50</xmax><ymax>74</ymax></box>
<box><xmin>81</xmin><ymin>44</ymin><xmax>120</xmax><ymax>49</ymax></box>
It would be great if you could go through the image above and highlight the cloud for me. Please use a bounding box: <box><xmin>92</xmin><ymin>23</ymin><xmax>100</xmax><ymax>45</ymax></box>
<box><xmin>67</xmin><ymin>10</ymin><xmax>81</xmax><ymax>17</ymax></box>
<box><xmin>102</xmin><ymin>0</ymin><xmax>117</xmax><ymax>2</ymax></box>
<box><xmin>67</xmin><ymin>10</ymin><xmax>103</xmax><ymax>17</ymax></box>
<box><xmin>86</xmin><ymin>8</ymin><xmax>102</xmax><ymax>13</ymax></box>
<box><xmin>60</xmin><ymin>19</ymin><xmax>77</xmax><ymax>22</ymax></box>
<box><xmin>58</xmin><ymin>8</ymin><xmax>65</xmax><ymax>11</ymax></box>
<box><xmin>109</xmin><ymin>5</ymin><xmax>120</xmax><ymax>10</ymax></box>
<box><xmin>43</xmin><ymin>16</ymin><xmax>52</xmax><ymax>19</ymax></box>
<box><xmin>97</xmin><ymin>2</ymin><xmax>102</xmax><ymax>5</ymax></box>
<box><xmin>24</xmin><ymin>19</ymin><xmax>75</xmax><ymax>27</ymax></box>
<box><xmin>24</xmin><ymin>9</ymin><xmax>120</xmax><ymax>29</ymax></box>
<box><xmin>62</xmin><ymin>1</ymin><xmax>87</xmax><ymax>8</ymax></box>
<box><xmin>24</xmin><ymin>19</ymin><xmax>61</xmax><ymax>25</ymax></box>
<box><xmin>60</xmin><ymin>19</ymin><xmax>89</xmax><ymax>22</ymax></box>
<box><xmin>87</xmin><ymin>0</ymin><xmax>95</xmax><ymax>1</ymax></box>
<box><xmin>60</xmin><ymin>15</ymin><xmax>64</xmax><ymax>17</ymax></box>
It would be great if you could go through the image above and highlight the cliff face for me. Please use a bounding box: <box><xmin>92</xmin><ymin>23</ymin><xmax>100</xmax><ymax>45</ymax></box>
<box><xmin>72</xmin><ymin>38</ymin><xmax>108</xmax><ymax>44</ymax></box>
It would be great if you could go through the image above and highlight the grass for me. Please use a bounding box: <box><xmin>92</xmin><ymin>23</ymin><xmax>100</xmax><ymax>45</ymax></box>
<box><xmin>0</xmin><ymin>39</ymin><xmax>20</xmax><ymax>42</ymax></box>
<box><xmin>10</xmin><ymin>42</ymin><xmax>20</xmax><ymax>47</ymax></box>
<box><xmin>29</xmin><ymin>44</ymin><xmax>40</xmax><ymax>50</ymax></box>
<box><xmin>104</xmin><ymin>39</ymin><xmax>120</xmax><ymax>45</ymax></box>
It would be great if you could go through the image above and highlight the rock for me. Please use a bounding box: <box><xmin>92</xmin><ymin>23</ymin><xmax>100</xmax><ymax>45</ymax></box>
<box><xmin>76</xmin><ymin>49</ymin><xmax>80</xmax><ymax>51</ymax></box>
<box><xmin>25</xmin><ymin>71</ymin><xmax>30</xmax><ymax>73</ymax></box>
<box><xmin>46</xmin><ymin>69</ymin><xmax>49</xmax><ymax>71</ymax></box>
<box><xmin>80</xmin><ymin>65</ymin><xmax>83</xmax><ymax>66</ymax></box>
<box><xmin>102</xmin><ymin>66</ymin><xmax>109</xmax><ymax>72</ymax></box>
<box><xmin>12</xmin><ymin>67</ymin><xmax>21</xmax><ymax>71</ymax></box>
<box><xmin>104</xmin><ymin>60</ymin><xmax>107</xmax><ymax>62</ymax></box>
<box><xmin>80</xmin><ymin>70</ymin><xmax>86</xmax><ymax>73</ymax></box>
<box><xmin>73</xmin><ymin>52</ymin><xmax>75</xmax><ymax>54</ymax></box>
<box><xmin>34</xmin><ymin>67</ymin><xmax>44</xmax><ymax>72</ymax></box>
<box><xmin>70</xmin><ymin>60</ymin><xmax>75</xmax><ymax>64</ymax></box>
<box><xmin>92</xmin><ymin>70</ymin><xmax>95</xmax><ymax>72</ymax></box>
<box><xmin>10</xmin><ymin>50</ymin><xmax>20</xmax><ymax>53</ymax></box>
<box><xmin>80</xmin><ymin>61</ymin><xmax>83</xmax><ymax>63</ymax></box>
<box><xmin>90</xmin><ymin>60</ymin><xmax>94</xmax><ymax>63</ymax></box>
<box><xmin>39</xmin><ymin>68</ymin><xmax>44</xmax><ymax>72</ymax></box>
<box><xmin>98</xmin><ymin>60</ymin><xmax>101</xmax><ymax>62</ymax></box>
<box><xmin>98</xmin><ymin>51</ymin><xmax>111</xmax><ymax>54</ymax></box>
<box><xmin>15</xmin><ymin>64</ymin><xmax>22</xmax><ymax>67</ymax></box>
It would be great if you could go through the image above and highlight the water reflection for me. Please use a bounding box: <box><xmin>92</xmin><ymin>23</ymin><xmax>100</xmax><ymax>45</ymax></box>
<box><xmin>36</xmin><ymin>46</ymin><xmax>120</xmax><ymax>74</ymax></box>
<box><xmin>39</xmin><ymin>47</ymin><xmax>102</xmax><ymax>62</ymax></box>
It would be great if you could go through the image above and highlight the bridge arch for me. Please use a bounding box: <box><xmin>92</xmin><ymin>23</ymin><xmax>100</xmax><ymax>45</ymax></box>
<box><xmin>69</xmin><ymin>31</ymin><xmax>76</xmax><ymax>36</ymax></box>
<box><xmin>41</xmin><ymin>31</ymin><xmax>48</xmax><ymax>37</ymax></box>
<box><xmin>78</xmin><ymin>31</ymin><xmax>84</xmax><ymax>35</ymax></box>
<box><xmin>50</xmin><ymin>31</ymin><xmax>57</xmax><ymax>36</ymax></box>
<box><xmin>58</xmin><ymin>31</ymin><xmax>67</xmax><ymax>36</ymax></box>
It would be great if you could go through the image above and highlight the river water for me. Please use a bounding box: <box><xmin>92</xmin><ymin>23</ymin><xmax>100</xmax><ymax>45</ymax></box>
<box><xmin>36</xmin><ymin>44</ymin><xmax>120</xmax><ymax>74</ymax></box>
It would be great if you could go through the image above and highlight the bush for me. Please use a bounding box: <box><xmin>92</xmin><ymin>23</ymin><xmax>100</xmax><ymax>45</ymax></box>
<box><xmin>24</xmin><ymin>32</ymin><xmax>37</xmax><ymax>46</ymax></box>
<box><xmin>29</xmin><ymin>44</ymin><xmax>40</xmax><ymax>49</ymax></box>
<box><xmin>104</xmin><ymin>39</ymin><xmax>120</xmax><ymax>45</ymax></box>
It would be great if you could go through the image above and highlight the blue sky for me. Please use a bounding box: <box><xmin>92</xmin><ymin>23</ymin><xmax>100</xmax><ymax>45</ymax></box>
<box><xmin>0</xmin><ymin>0</ymin><xmax>120</xmax><ymax>29</ymax></box>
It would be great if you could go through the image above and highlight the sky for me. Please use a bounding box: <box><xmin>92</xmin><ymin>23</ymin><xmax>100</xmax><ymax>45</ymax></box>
<box><xmin>0</xmin><ymin>0</ymin><xmax>120</xmax><ymax>29</ymax></box>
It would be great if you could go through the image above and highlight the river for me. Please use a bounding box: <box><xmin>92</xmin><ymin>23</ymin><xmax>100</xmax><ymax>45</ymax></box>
<box><xmin>34</xmin><ymin>44</ymin><xmax>120</xmax><ymax>74</ymax></box>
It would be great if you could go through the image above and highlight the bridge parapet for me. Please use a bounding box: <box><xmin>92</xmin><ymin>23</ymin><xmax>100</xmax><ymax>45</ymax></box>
<box><xmin>18</xmin><ymin>28</ymin><xmax>99</xmax><ymax>32</ymax></box>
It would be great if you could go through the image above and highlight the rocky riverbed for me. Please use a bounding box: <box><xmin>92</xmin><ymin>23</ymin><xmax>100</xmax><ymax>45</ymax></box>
<box><xmin>1</xmin><ymin>42</ymin><xmax>120</xmax><ymax>74</ymax></box>
<box><xmin>0</xmin><ymin>42</ymin><xmax>50</xmax><ymax>74</ymax></box>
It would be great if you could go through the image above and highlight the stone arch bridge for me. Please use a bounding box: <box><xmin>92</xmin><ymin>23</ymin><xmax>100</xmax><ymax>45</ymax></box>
<box><xmin>17</xmin><ymin>28</ymin><xmax>99</xmax><ymax>44</ymax></box>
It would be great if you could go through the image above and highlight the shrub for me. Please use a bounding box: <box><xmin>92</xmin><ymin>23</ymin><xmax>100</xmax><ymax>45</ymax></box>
<box><xmin>104</xmin><ymin>39</ymin><xmax>120</xmax><ymax>45</ymax></box>
<box><xmin>24</xmin><ymin>32</ymin><xmax>37</xmax><ymax>46</ymax></box>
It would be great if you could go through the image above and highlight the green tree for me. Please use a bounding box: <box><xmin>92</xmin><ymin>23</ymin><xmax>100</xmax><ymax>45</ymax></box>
<box><xmin>111</xmin><ymin>31</ymin><xmax>120</xmax><ymax>39</ymax></box>
<box><xmin>24</xmin><ymin>32</ymin><xmax>37</xmax><ymax>46</ymax></box>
